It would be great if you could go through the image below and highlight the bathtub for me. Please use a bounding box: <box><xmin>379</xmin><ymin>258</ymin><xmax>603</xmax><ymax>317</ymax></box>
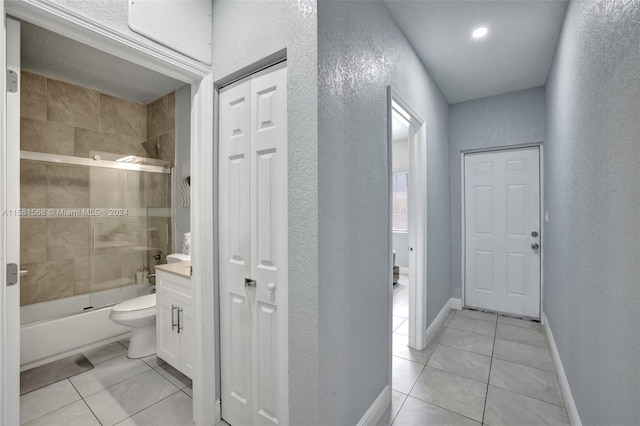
<box><xmin>20</xmin><ymin>283</ymin><xmax>153</xmax><ymax>370</ymax></box>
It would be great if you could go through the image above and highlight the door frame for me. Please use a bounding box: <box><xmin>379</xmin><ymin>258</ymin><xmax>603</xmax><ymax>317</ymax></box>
<box><xmin>460</xmin><ymin>143</ymin><xmax>544</xmax><ymax>320</ymax></box>
<box><xmin>1</xmin><ymin>2</ymin><xmax>216</xmax><ymax>424</ymax></box>
<box><xmin>387</xmin><ymin>86</ymin><xmax>428</xmax><ymax>363</ymax></box>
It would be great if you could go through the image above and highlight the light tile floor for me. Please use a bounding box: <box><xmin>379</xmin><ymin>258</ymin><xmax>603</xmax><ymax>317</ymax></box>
<box><xmin>20</xmin><ymin>339</ymin><xmax>198</xmax><ymax>426</ymax></box>
<box><xmin>383</xmin><ymin>276</ymin><xmax>570</xmax><ymax>425</ymax></box>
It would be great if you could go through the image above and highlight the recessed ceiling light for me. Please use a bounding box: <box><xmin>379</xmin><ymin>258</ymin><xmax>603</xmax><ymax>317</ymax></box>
<box><xmin>472</xmin><ymin>27</ymin><xmax>488</xmax><ymax>39</ymax></box>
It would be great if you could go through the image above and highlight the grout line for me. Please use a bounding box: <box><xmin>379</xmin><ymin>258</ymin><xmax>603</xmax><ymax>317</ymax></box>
<box><xmin>481</xmin><ymin>318</ymin><xmax>498</xmax><ymax>425</ymax></box>
<box><xmin>115</xmin><ymin>389</ymin><xmax>182</xmax><ymax>425</ymax></box>
<box><xmin>487</xmin><ymin>382</ymin><xmax>568</xmax><ymax>409</ymax></box>
<box><xmin>79</xmin><ymin>365</ymin><xmax>153</xmax><ymax>399</ymax></box>
<box><xmin>389</xmin><ymin>391</ymin><xmax>408</xmax><ymax>425</ymax></box>
<box><xmin>68</xmin><ymin>379</ymin><xmax>103</xmax><ymax>426</ymax></box>
<box><xmin>437</xmin><ymin>341</ymin><xmax>493</xmax><ymax>358</ymax></box>
<box><xmin>403</xmin><ymin>391</ymin><xmax>484</xmax><ymax>424</ymax></box>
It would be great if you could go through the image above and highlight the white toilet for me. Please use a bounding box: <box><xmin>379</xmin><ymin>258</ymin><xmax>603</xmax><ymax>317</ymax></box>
<box><xmin>110</xmin><ymin>253</ymin><xmax>191</xmax><ymax>358</ymax></box>
<box><xmin>110</xmin><ymin>293</ymin><xmax>157</xmax><ymax>358</ymax></box>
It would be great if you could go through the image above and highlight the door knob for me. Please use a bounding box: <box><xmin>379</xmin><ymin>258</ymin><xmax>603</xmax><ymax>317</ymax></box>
<box><xmin>245</xmin><ymin>278</ymin><xmax>257</xmax><ymax>288</ymax></box>
<box><xmin>531</xmin><ymin>231</ymin><xmax>539</xmax><ymax>238</ymax></box>
<box><xmin>531</xmin><ymin>243</ymin><xmax>539</xmax><ymax>250</ymax></box>
<box><xmin>267</xmin><ymin>283</ymin><xmax>276</xmax><ymax>291</ymax></box>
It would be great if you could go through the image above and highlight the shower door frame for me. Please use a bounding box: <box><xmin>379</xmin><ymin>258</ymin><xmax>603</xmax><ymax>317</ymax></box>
<box><xmin>0</xmin><ymin>1</ymin><xmax>217</xmax><ymax>425</ymax></box>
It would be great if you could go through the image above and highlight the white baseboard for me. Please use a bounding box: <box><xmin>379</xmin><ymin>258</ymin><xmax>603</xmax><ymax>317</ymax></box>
<box><xmin>424</xmin><ymin>298</ymin><xmax>456</xmax><ymax>346</ymax></box>
<box><xmin>543</xmin><ymin>313</ymin><xmax>582</xmax><ymax>426</ymax></box>
<box><xmin>450</xmin><ymin>298</ymin><xmax>462</xmax><ymax>310</ymax></box>
<box><xmin>357</xmin><ymin>385</ymin><xmax>391</xmax><ymax>426</ymax></box>
<box><xmin>216</xmin><ymin>399</ymin><xmax>221</xmax><ymax>423</ymax></box>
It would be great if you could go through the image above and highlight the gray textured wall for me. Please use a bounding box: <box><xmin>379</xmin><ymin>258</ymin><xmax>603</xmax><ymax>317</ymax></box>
<box><xmin>544</xmin><ymin>0</ymin><xmax>640</xmax><ymax>424</ymax></box>
<box><xmin>174</xmin><ymin>84</ymin><xmax>191</xmax><ymax>251</ymax></box>
<box><xmin>448</xmin><ymin>87</ymin><xmax>546</xmax><ymax>299</ymax></box>
<box><xmin>211</xmin><ymin>1</ymin><xmax>319</xmax><ymax>423</ymax></box>
<box><xmin>318</xmin><ymin>1</ymin><xmax>450</xmax><ymax>423</ymax></box>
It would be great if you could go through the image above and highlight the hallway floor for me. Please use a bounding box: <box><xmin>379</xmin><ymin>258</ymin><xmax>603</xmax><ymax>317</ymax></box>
<box><xmin>383</xmin><ymin>277</ymin><xmax>570</xmax><ymax>425</ymax></box>
<box><xmin>19</xmin><ymin>339</ymin><xmax>199</xmax><ymax>426</ymax></box>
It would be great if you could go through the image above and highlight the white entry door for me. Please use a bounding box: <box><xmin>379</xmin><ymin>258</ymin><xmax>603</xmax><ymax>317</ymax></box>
<box><xmin>219</xmin><ymin>62</ymin><xmax>288</xmax><ymax>426</ymax></box>
<box><xmin>464</xmin><ymin>147</ymin><xmax>541</xmax><ymax>318</ymax></box>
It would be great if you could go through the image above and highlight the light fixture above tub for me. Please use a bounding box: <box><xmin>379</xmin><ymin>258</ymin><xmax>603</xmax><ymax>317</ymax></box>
<box><xmin>472</xmin><ymin>27</ymin><xmax>488</xmax><ymax>39</ymax></box>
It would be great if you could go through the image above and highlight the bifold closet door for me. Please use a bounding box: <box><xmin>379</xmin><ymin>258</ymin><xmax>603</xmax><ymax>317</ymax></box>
<box><xmin>220</xmin><ymin>62</ymin><xmax>288</xmax><ymax>426</ymax></box>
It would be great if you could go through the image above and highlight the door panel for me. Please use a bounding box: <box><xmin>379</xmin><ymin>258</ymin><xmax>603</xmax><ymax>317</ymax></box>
<box><xmin>464</xmin><ymin>147</ymin><xmax>541</xmax><ymax>318</ymax></box>
<box><xmin>220</xmin><ymin>76</ymin><xmax>253</xmax><ymax>426</ymax></box>
<box><xmin>250</xmin><ymin>64</ymin><xmax>287</xmax><ymax>426</ymax></box>
<box><xmin>156</xmin><ymin>294</ymin><xmax>180</xmax><ymax>366</ymax></box>
<box><xmin>3</xmin><ymin>18</ymin><xmax>21</xmax><ymax>425</ymax></box>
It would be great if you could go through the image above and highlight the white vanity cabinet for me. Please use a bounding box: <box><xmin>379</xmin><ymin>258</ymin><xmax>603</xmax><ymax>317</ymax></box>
<box><xmin>155</xmin><ymin>266</ymin><xmax>193</xmax><ymax>378</ymax></box>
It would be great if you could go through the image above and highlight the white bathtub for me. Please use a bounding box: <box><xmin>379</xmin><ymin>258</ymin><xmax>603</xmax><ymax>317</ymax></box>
<box><xmin>20</xmin><ymin>283</ymin><xmax>153</xmax><ymax>370</ymax></box>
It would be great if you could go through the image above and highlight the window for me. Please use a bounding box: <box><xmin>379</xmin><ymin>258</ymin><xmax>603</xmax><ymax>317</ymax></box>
<box><xmin>392</xmin><ymin>172</ymin><xmax>408</xmax><ymax>231</ymax></box>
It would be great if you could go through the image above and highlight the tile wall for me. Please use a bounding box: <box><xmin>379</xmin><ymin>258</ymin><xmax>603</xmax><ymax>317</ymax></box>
<box><xmin>20</xmin><ymin>71</ymin><xmax>175</xmax><ymax>307</ymax></box>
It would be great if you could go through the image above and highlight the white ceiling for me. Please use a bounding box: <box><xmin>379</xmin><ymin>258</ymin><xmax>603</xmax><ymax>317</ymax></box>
<box><xmin>20</xmin><ymin>21</ymin><xmax>186</xmax><ymax>104</ymax></box>
<box><xmin>384</xmin><ymin>0</ymin><xmax>569</xmax><ymax>104</ymax></box>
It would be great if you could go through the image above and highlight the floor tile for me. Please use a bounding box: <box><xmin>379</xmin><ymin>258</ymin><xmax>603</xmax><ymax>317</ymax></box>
<box><xmin>392</xmin><ymin>356</ymin><xmax>424</xmax><ymax>394</ymax></box>
<box><xmin>448</xmin><ymin>316</ymin><xmax>496</xmax><ymax>337</ymax></box>
<box><xmin>392</xmin><ymin>316</ymin><xmax>405</xmax><ymax>332</ymax></box>
<box><xmin>409</xmin><ymin>366</ymin><xmax>487</xmax><ymax>422</ymax></box>
<box><xmin>439</xmin><ymin>328</ymin><xmax>494</xmax><ymax>356</ymax></box>
<box><xmin>395</xmin><ymin>319</ymin><xmax>409</xmax><ymax>336</ymax></box>
<box><xmin>393</xmin><ymin>333</ymin><xmax>433</xmax><ymax>365</ymax></box>
<box><xmin>394</xmin><ymin>288</ymin><xmax>409</xmax><ymax>306</ymax></box>
<box><xmin>496</xmin><ymin>323</ymin><xmax>548</xmax><ymax>348</ymax></box>
<box><xmin>375</xmin><ymin>390</ymin><xmax>407</xmax><ymax>426</ymax></box>
<box><xmin>427</xmin><ymin>344</ymin><xmax>491</xmax><ymax>383</ymax></box>
<box><xmin>116</xmin><ymin>391</ymin><xmax>193</xmax><ymax>425</ymax></box>
<box><xmin>484</xmin><ymin>386</ymin><xmax>570</xmax><ymax>426</ymax></box>
<box><xmin>85</xmin><ymin>370</ymin><xmax>179</xmax><ymax>426</ymax></box>
<box><xmin>20</xmin><ymin>380</ymin><xmax>81</xmax><ymax>424</ymax></box>
<box><xmin>69</xmin><ymin>354</ymin><xmax>150</xmax><ymax>397</ymax></box>
<box><xmin>497</xmin><ymin>315</ymin><xmax>543</xmax><ymax>330</ymax></box>
<box><xmin>489</xmin><ymin>359</ymin><xmax>564</xmax><ymax>406</ymax></box>
<box><xmin>456</xmin><ymin>309</ymin><xmax>497</xmax><ymax>322</ymax></box>
<box><xmin>83</xmin><ymin>342</ymin><xmax>127</xmax><ymax>365</ymax></box>
<box><xmin>155</xmin><ymin>364</ymin><xmax>192</xmax><ymax>389</ymax></box>
<box><xmin>393</xmin><ymin>395</ymin><xmax>480</xmax><ymax>426</ymax></box>
<box><xmin>393</xmin><ymin>303</ymin><xmax>409</xmax><ymax>319</ymax></box>
<box><xmin>24</xmin><ymin>400</ymin><xmax>100</xmax><ymax>426</ymax></box>
<box><xmin>493</xmin><ymin>338</ymin><xmax>555</xmax><ymax>372</ymax></box>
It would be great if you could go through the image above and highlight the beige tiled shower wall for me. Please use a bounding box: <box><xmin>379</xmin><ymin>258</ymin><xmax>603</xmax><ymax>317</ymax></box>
<box><xmin>20</xmin><ymin>71</ymin><xmax>175</xmax><ymax>306</ymax></box>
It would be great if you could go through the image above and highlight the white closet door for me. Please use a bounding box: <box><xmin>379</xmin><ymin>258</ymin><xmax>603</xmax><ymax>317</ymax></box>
<box><xmin>220</xmin><ymin>76</ymin><xmax>253</xmax><ymax>426</ymax></box>
<box><xmin>249</xmin><ymin>63</ymin><xmax>288</xmax><ymax>426</ymax></box>
<box><xmin>464</xmin><ymin>147</ymin><xmax>541</xmax><ymax>318</ymax></box>
<box><xmin>220</xmin><ymin>62</ymin><xmax>288</xmax><ymax>426</ymax></box>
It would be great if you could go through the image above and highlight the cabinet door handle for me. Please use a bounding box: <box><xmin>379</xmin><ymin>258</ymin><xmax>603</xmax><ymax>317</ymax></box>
<box><xmin>177</xmin><ymin>307</ymin><xmax>184</xmax><ymax>334</ymax></box>
<box><xmin>171</xmin><ymin>304</ymin><xmax>177</xmax><ymax>331</ymax></box>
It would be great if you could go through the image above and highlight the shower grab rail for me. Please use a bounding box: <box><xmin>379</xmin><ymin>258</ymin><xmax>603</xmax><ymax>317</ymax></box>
<box><xmin>20</xmin><ymin>150</ymin><xmax>171</xmax><ymax>174</ymax></box>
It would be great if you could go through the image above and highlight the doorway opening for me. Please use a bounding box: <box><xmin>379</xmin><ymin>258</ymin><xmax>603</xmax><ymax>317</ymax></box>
<box><xmin>388</xmin><ymin>88</ymin><xmax>428</xmax><ymax>381</ymax></box>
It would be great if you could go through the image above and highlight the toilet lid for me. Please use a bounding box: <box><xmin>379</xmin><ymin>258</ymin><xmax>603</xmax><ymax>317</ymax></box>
<box><xmin>112</xmin><ymin>294</ymin><xmax>156</xmax><ymax>312</ymax></box>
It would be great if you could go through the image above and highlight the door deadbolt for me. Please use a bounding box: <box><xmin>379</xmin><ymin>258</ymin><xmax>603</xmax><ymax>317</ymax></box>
<box><xmin>245</xmin><ymin>278</ymin><xmax>257</xmax><ymax>288</ymax></box>
<box><xmin>531</xmin><ymin>231</ymin><xmax>539</xmax><ymax>238</ymax></box>
<box><xmin>531</xmin><ymin>243</ymin><xmax>540</xmax><ymax>250</ymax></box>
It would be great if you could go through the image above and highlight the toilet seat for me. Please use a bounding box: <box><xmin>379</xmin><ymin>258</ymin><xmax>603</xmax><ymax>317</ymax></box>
<box><xmin>112</xmin><ymin>294</ymin><xmax>156</xmax><ymax>313</ymax></box>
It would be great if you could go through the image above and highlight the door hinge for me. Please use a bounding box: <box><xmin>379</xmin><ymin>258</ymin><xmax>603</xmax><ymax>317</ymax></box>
<box><xmin>7</xmin><ymin>263</ymin><xmax>18</xmax><ymax>286</ymax></box>
<box><xmin>7</xmin><ymin>70</ymin><xmax>18</xmax><ymax>93</ymax></box>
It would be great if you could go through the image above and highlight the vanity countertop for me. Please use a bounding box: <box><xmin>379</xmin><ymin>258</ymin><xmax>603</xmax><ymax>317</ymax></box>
<box><xmin>155</xmin><ymin>261</ymin><xmax>191</xmax><ymax>279</ymax></box>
